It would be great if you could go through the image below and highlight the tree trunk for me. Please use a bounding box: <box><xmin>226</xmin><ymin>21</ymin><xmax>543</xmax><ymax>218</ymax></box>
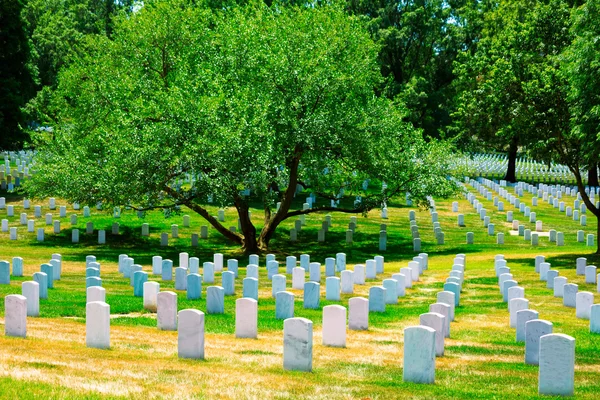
<box><xmin>570</xmin><ymin>167</ymin><xmax>600</xmax><ymax>254</ymax></box>
<box><xmin>235</xmin><ymin>198</ymin><xmax>260</xmax><ymax>254</ymax></box>
<box><xmin>504</xmin><ymin>137</ymin><xmax>518</xmax><ymax>183</ymax></box>
<box><xmin>588</xmin><ymin>163</ymin><xmax>599</xmax><ymax>187</ymax></box>
<box><xmin>597</xmin><ymin>219</ymin><xmax>600</xmax><ymax>255</ymax></box>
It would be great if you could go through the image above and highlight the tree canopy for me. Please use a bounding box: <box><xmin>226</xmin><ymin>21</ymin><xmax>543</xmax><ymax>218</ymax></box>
<box><xmin>24</xmin><ymin>0</ymin><xmax>459</xmax><ymax>252</ymax></box>
<box><xmin>0</xmin><ymin>0</ymin><xmax>35</xmax><ymax>149</ymax></box>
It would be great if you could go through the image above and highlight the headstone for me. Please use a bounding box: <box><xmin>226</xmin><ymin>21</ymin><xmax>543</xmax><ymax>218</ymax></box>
<box><xmin>403</xmin><ymin>326</ymin><xmax>436</xmax><ymax>384</ymax></box>
<box><xmin>11</xmin><ymin>257</ymin><xmax>23</xmax><ymax>277</ymax></box>
<box><xmin>325</xmin><ymin>277</ymin><xmax>341</xmax><ymax>301</ymax></box>
<box><xmin>576</xmin><ymin>257</ymin><xmax>587</xmax><ymax>275</ymax></box>
<box><xmin>590</xmin><ymin>304</ymin><xmax>600</xmax><ymax>334</ymax></box>
<box><xmin>353</xmin><ymin>264</ymin><xmax>365</xmax><ymax>285</ymax></box>
<box><xmin>539</xmin><ymin>262</ymin><xmax>550</xmax><ymax>281</ymax></box>
<box><xmin>157</xmin><ymin>291</ymin><xmax>177</xmax><ymax>330</ymax></box>
<box><xmin>420</xmin><ymin>312</ymin><xmax>445</xmax><ymax>357</ymax></box>
<box><xmin>283</xmin><ymin>318</ymin><xmax>313</xmax><ymax>372</ymax></box>
<box><xmin>72</xmin><ymin>229</ymin><xmax>79</xmax><ymax>243</ymax></box>
<box><xmin>275</xmin><ymin>291</ymin><xmax>295</xmax><ymax>320</ymax></box>
<box><xmin>31</xmin><ymin>272</ymin><xmax>50</xmax><ymax>300</ymax></box>
<box><xmin>392</xmin><ymin>273</ymin><xmax>406</xmax><ymax>297</ymax></box>
<box><xmin>22</xmin><ymin>281</ymin><xmax>40</xmax><ymax>317</ymax></box>
<box><xmin>242</xmin><ymin>277</ymin><xmax>259</xmax><ymax>301</ymax></box>
<box><xmin>286</xmin><ymin>256</ymin><xmax>296</xmax><ymax>274</ymax></box>
<box><xmin>516</xmin><ymin>309</ymin><xmax>539</xmax><ymax>342</ymax></box>
<box><xmin>271</xmin><ymin>274</ymin><xmax>286</xmax><ymax>298</ymax></box>
<box><xmin>203</xmin><ymin>262</ymin><xmax>215</xmax><ymax>284</ymax></box>
<box><xmin>368</xmin><ymin>286</ymin><xmax>386</xmax><ymax>313</ymax></box>
<box><xmin>563</xmin><ymin>283</ymin><xmax>578</xmax><ymax>308</ymax></box>
<box><xmin>509</xmin><ymin>298</ymin><xmax>529</xmax><ymax>328</ymax></box>
<box><xmin>177</xmin><ymin>309</ymin><xmax>205</xmax><ymax>359</ymax></box>
<box><xmin>325</xmin><ymin>258</ymin><xmax>335</xmax><ymax>277</ymax></box>
<box><xmin>340</xmin><ymin>270</ymin><xmax>353</xmax><ymax>294</ymax></box>
<box><xmin>86</xmin><ymin>301</ymin><xmax>110</xmax><ymax>349</ymax></box>
<box><xmin>443</xmin><ymin>282</ymin><xmax>460</xmax><ymax>306</ymax></box>
<box><xmin>585</xmin><ymin>265</ymin><xmax>597</xmax><ymax>284</ymax></box>
<box><xmin>336</xmin><ymin>253</ymin><xmax>346</xmax><ymax>272</ymax></box>
<box><xmin>466</xmin><ymin>232</ymin><xmax>474</xmax><ymax>244</ymax></box>
<box><xmin>429</xmin><ymin>303</ymin><xmax>451</xmax><ymax>338</ymax></box>
<box><xmin>162</xmin><ymin>259</ymin><xmax>173</xmax><ymax>281</ymax></box>
<box><xmin>538</xmin><ymin>334</ymin><xmax>575</xmax><ymax>396</ymax></box>
<box><xmin>300</xmin><ymin>254</ymin><xmax>310</xmax><ymax>269</ymax></box>
<box><xmin>143</xmin><ymin>281</ymin><xmax>160</xmax><ymax>311</ymax></box>
<box><xmin>365</xmin><ymin>260</ymin><xmax>376</xmax><ymax>279</ymax></box>
<box><xmin>322</xmin><ymin>305</ymin><xmax>347</xmax><ymax>348</ymax></box>
<box><xmin>235</xmin><ymin>298</ymin><xmax>258</xmax><ymax>339</ymax></box>
<box><xmin>40</xmin><ymin>264</ymin><xmax>54</xmax><ymax>289</ymax></box>
<box><xmin>246</xmin><ymin>264</ymin><xmax>258</xmax><ymax>280</ymax></box>
<box><xmin>525</xmin><ymin>319</ymin><xmax>553</xmax><ymax>365</ymax></box>
<box><xmin>227</xmin><ymin>259</ymin><xmax>239</xmax><ymax>278</ymax></box>
<box><xmin>292</xmin><ymin>267</ymin><xmax>305</xmax><ymax>290</ymax></box>
<box><xmin>185</xmin><ymin>274</ymin><xmax>202</xmax><ymax>300</ymax></box>
<box><xmin>174</xmin><ymin>267</ymin><xmax>187</xmax><ymax>291</ymax></box>
<box><xmin>382</xmin><ymin>279</ymin><xmax>398</xmax><ymax>304</ymax></box>
<box><xmin>546</xmin><ymin>270</ymin><xmax>559</xmax><ymax>289</ymax></box>
<box><xmin>206</xmin><ymin>286</ymin><xmax>225</xmax><ymax>314</ymax></box>
<box><xmin>303</xmin><ymin>282</ymin><xmax>320</xmax><ymax>309</ymax></box>
<box><xmin>576</xmin><ymin>291</ymin><xmax>594</xmax><ymax>319</ymax></box>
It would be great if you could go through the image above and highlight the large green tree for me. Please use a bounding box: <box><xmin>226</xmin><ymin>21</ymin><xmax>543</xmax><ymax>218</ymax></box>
<box><xmin>21</xmin><ymin>0</ymin><xmax>134</xmax><ymax>89</ymax></box>
<box><xmin>0</xmin><ymin>0</ymin><xmax>35</xmax><ymax>149</ymax></box>
<box><xmin>25</xmin><ymin>1</ymin><xmax>458</xmax><ymax>252</ymax></box>
<box><xmin>452</xmin><ymin>0</ymin><xmax>575</xmax><ymax>182</ymax></box>
<box><xmin>542</xmin><ymin>0</ymin><xmax>600</xmax><ymax>253</ymax></box>
<box><xmin>346</xmin><ymin>0</ymin><xmax>483</xmax><ymax>139</ymax></box>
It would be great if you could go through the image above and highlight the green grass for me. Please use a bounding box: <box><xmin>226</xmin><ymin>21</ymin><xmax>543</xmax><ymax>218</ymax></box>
<box><xmin>0</xmin><ymin>183</ymin><xmax>599</xmax><ymax>398</ymax></box>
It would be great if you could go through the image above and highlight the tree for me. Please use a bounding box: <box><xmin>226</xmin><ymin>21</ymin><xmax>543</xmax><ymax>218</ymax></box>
<box><xmin>452</xmin><ymin>0</ymin><xmax>574</xmax><ymax>182</ymax></box>
<box><xmin>24</xmin><ymin>0</ymin><xmax>459</xmax><ymax>253</ymax></box>
<box><xmin>21</xmin><ymin>0</ymin><xmax>134</xmax><ymax>89</ymax></box>
<box><xmin>0</xmin><ymin>0</ymin><xmax>35</xmax><ymax>149</ymax></box>
<box><xmin>548</xmin><ymin>0</ymin><xmax>600</xmax><ymax>253</ymax></box>
<box><xmin>345</xmin><ymin>0</ymin><xmax>479</xmax><ymax>139</ymax></box>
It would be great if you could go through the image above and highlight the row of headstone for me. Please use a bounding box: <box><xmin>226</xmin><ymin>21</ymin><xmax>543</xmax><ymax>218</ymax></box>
<box><xmin>468</xmin><ymin>178</ymin><xmax>584</xmax><ymax>247</ymax></box>
<box><xmin>496</xmin><ymin>255</ymin><xmax>576</xmax><ymax>396</ymax></box>
<box><xmin>408</xmin><ymin>211</ymin><xmax>422</xmax><ymax>251</ymax></box>
<box><xmin>460</xmin><ymin>153</ymin><xmax>585</xmax><ymax>183</ymax></box>
<box><xmin>402</xmin><ymin>253</ymin><xmax>463</xmax><ymax>384</ymax></box>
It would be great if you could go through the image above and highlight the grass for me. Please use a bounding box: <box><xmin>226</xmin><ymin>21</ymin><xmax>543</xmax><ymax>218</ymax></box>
<box><xmin>0</xmin><ymin>181</ymin><xmax>599</xmax><ymax>398</ymax></box>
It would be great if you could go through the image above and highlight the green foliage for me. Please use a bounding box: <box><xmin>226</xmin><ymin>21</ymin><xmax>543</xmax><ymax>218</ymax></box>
<box><xmin>21</xmin><ymin>0</ymin><xmax>134</xmax><ymax>88</ymax></box>
<box><xmin>0</xmin><ymin>0</ymin><xmax>35</xmax><ymax>149</ymax></box>
<box><xmin>346</xmin><ymin>0</ymin><xmax>475</xmax><ymax>139</ymax></box>
<box><xmin>25</xmin><ymin>1</ymin><xmax>459</xmax><ymax>251</ymax></box>
<box><xmin>560</xmin><ymin>0</ymin><xmax>600</xmax><ymax>169</ymax></box>
<box><xmin>452</xmin><ymin>0</ymin><xmax>573</xmax><ymax>153</ymax></box>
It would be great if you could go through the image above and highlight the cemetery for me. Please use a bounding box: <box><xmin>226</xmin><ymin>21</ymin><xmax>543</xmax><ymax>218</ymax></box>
<box><xmin>0</xmin><ymin>151</ymin><xmax>600</xmax><ymax>398</ymax></box>
<box><xmin>3</xmin><ymin>0</ymin><xmax>600</xmax><ymax>398</ymax></box>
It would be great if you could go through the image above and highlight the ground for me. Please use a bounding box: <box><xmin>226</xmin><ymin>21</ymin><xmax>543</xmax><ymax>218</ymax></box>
<box><xmin>0</xmin><ymin>180</ymin><xmax>599</xmax><ymax>399</ymax></box>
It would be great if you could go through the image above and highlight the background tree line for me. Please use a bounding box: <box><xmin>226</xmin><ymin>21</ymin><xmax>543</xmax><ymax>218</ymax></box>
<box><xmin>2</xmin><ymin>0</ymin><xmax>600</xmax><ymax>184</ymax></box>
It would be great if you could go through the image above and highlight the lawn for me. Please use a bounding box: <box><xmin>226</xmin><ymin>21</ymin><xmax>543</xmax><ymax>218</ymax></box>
<box><xmin>0</xmin><ymin>180</ymin><xmax>598</xmax><ymax>399</ymax></box>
